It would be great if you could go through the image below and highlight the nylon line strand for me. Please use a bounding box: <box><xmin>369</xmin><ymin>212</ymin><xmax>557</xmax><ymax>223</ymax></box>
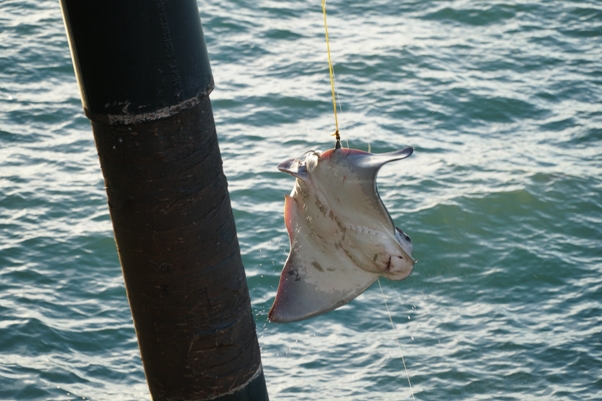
<box><xmin>378</xmin><ymin>278</ymin><xmax>416</xmax><ymax>401</ymax></box>
<box><xmin>321</xmin><ymin>0</ymin><xmax>340</xmax><ymax>145</ymax></box>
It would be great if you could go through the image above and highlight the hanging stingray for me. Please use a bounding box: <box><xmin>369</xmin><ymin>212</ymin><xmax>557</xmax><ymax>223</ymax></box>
<box><xmin>268</xmin><ymin>146</ymin><xmax>415</xmax><ymax>323</ymax></box>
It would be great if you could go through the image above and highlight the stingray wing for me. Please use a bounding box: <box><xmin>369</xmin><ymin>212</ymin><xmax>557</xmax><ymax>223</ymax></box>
<box><xmin>348</xmin><ymin>147</ymin><xmax>414</xmax><ymax>170</ymax></box>
<box><xmin>318</xmin><ymin>147</ymin><xmax>414</xmax><ymax>235</ymax></box>
<box><xmin>268</xmin><ymin>195</ymin><xmax>378</xmax><ymax>323</ymax></box>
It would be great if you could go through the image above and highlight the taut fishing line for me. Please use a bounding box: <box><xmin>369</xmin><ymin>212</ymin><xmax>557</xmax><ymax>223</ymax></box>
<box><xmin>321</xmin><ymin>0</ymin><xmax>341</xmax><ymax>148</ymax></box>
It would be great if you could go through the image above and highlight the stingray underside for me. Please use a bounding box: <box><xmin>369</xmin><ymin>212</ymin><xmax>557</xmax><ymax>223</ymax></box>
<box><xmin>268</xmin><ymin>196</ymin><xmax>378</xmax><ymax>323</ymax></box>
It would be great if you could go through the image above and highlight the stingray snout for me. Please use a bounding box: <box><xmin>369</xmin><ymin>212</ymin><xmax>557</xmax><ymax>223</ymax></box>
<box><xmin>277</xmin><ymin>158</ymin><xmax>296</xmax><ymax>171</ymax></box>
<box><xmin>278</xmin><ymin>158</ymin><xmax>308</xmax><ymax>180</ymax></box>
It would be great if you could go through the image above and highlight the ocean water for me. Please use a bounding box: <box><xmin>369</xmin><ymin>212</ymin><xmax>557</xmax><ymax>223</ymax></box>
<box><xmin>1</xmin><ymin>0</ymin><xmax>601</xmax><ymax>400</ymax></box>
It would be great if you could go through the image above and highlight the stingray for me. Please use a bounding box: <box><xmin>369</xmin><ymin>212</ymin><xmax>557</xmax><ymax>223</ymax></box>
<box><xmin>268</xmin><ymin>146</ymin><xmax>415</xmax><ymax>323</ymax></box>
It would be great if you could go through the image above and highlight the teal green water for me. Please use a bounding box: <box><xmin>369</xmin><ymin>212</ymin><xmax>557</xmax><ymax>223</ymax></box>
<box><xmin>1</xmin><ymin>0</ymin><xmax>601</xmax><ymax>399</ymax></box>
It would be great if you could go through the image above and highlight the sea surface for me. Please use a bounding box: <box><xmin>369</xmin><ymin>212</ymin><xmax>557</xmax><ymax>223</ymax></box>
<box><xmin>1</xmin><ymin>0</ymin><xmax>601</xmax><ymax>400</ymax></box>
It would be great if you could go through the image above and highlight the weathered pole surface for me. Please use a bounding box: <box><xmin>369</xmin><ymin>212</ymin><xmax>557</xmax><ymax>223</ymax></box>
<box><xmin>59</xmin><ymin>1</ymin><xmax>269</xmax><ymax>400</ymax></box>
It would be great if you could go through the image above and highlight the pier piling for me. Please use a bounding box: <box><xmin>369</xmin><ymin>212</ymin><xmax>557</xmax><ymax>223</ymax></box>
<box><xmin>60</xmin><ymin>1</ymin><xmax>269</xmax><ymax>399</ymax></box>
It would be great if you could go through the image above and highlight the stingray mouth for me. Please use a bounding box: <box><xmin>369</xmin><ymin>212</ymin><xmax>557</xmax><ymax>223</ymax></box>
<box><xmin>383</xmin><ymin>255</ymin><xmax>414</xmax><ymax>280</ymax></box>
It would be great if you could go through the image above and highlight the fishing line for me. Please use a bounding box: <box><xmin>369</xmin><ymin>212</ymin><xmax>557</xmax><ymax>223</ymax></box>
<box><xmin>378</xmin><ymin>278</ymin><xmax>416</xmax><ymax>401</ymax></box>
<box><xmin>321</xmin><ymin>0</ymin><xmax>341</xmax><ymax>148</ymax></box>
<box><xmin>320</xmin><ymin>7</ymin><xmax>413</xmax><ymax>395</ymax></box>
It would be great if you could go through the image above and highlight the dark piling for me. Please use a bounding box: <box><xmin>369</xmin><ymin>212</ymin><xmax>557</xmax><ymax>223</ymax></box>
<box><xmin>59</xmin><ymin>1</ymin><xmax>269</xmax><ymax>399</ymax></box>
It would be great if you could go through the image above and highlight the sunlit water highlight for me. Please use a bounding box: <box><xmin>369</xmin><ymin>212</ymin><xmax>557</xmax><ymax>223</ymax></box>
<box><xmin>1</xmin><ymin>0</ymin><xmax>601</xmax><ymax>400</ymax></box>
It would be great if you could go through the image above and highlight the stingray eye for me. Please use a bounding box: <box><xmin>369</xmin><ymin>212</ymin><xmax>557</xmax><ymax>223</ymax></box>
<box><xmin>397</xmin><ymin>229</ymin><xmax>411</xmax><ymax>243</ymax></box>
<box><xmin>301</xmin><ymin>151</ymin><xmax>320</xmax><ymax>170</ymax></box>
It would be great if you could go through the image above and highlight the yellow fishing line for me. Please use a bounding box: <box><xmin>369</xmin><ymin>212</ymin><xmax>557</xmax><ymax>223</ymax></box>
<box><xmin>321</xmin><ymin>0</ymin><xmax>340</xmax><ymax>145</ymax></box>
